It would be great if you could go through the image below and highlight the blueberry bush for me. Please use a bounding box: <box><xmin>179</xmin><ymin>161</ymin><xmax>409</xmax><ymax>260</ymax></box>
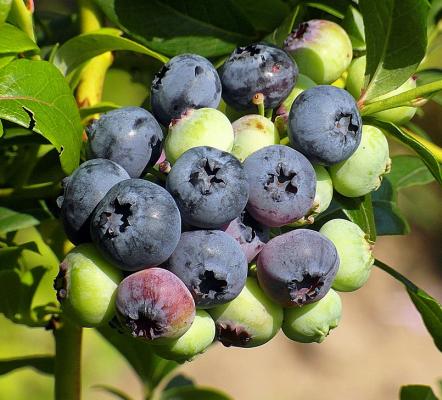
<box><xmin>0</xmin><ymin>0</ymin><xmax>441</xmax><ymax>399</ymax></box>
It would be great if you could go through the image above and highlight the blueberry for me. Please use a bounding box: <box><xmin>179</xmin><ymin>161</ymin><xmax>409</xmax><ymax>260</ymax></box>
<box><xmin>320</xmin><ymin>219</ymin><xmax>374</xmax><ymax>291</ymax></box>
<box><xmin>164</xmin><ymin>108</ymin><xmax>234</xmax><ymax>165</ymax></box>
<box><xmin>284</xmin><ymin>19</ymin><xmax>352</xmax><ymax>84</ymax></box>
<box><xmin>329</xmin><ymin>125</ymin><xmax>391</xmax><ymax>197</ymax></box>
<box><xmin>151</xmin><ymin>54</ymin><xmax>221</xmax><ymax>126</ymax></box>
<box><xmin>86</xmin><ymin>107</ymin><xmax>163</xmax><ymax>178</ymax></box>
<box><xmin>209</xmin><ymin>277</ymin><xmax>283</xmax><ymax>348</ymax></box>
<box><xmin>288</xmin><ymin>85</ymin><xmax>362</xmax><ymax>165</ymax></box>
<box><xmin>166</xmin><ymin>146</ymin><xmax>249</xmax><ymax>229</ymax></box>
<box><xmin>152</xmin><ymin>309</ymin><xmax>215</xmax><ymax>362</ymax></box>
<box><xmin>90</xmin><ymin>179</ymin><xmax>181</xmax><ymax>271</ymax></box>
<box><xmin>242</xmin><ymin>145</ymin><xmax>316</xmax><ymax>227</ymax></box>
<box><xmin>220</xmin><ymin>43</ymin><xmax>298</xmax><ymax>111</ymax></box>
<box><xmin>165</xmin><ymin>230</ymin><xmax>248</xmax><ymax>309</ymax></box>
<box><xmin>257</xmin><ymin>229</ymin><xmax>339</xmax><ymax>307</ymax></box>
<box><xmin>282</xmin><ymin>288</ymin><xmax>342</xmax><ymax>343</ymax></box>
<box><xmin>115</xmin><ymin>268</ymin><xmax>195</xmax><ymax>342</ymax></box>
<box><xmin>223</xmin><ymin>210</ymin><xmax>269</xmax><ymax>263</ymax></box>
<box><xmin>231</xmin><ymin>114</ymin><xmax>279</xmax><ymax>162</ymax></box>
<box><xmin>54</xmin><ymin>244</ymin><xmax>122</xmax><ymax>327</ymax></box>
<box><xmin>57</xmin><ymin>159</ymin><xmax>130</xmax><ymax>244</ymax></box>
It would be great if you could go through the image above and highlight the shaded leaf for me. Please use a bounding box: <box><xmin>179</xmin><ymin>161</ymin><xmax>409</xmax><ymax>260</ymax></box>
<box><xmin>93</xmin><ymin>0</ymin><xmax>257</xmax><ymax>57</ymax></box>
<box><xmin>375</xmin><ymin>259</ymin><xmax>442</xmax><ymax>352</ymax></box>
<box><xmin>359</xmin><ymin>0</ymin><xmax>428</xmax><ymax>100</ymax></box>
<box><xmin>161</xmin><ymin>386</ymin><xmax>233</xmax><ymax>400</ymax></box>
<box><xmin>0</xmin><ymin>0</ymin><xmax>12</xmax><ymax>25</ymax></box>
<box><xmin>79</xmin><ymin>101</ymin><xmax>120</xmax><ymax>121</ymax></box>
<box><xmin>93</xmin><ymin>385</ymin><xmax>134</xmax><ymax>400</ymax></box>
<box><xmin>234</xmin><ymin>0</ymin><xmax>289</xmax><ymax>32</ymax></box>
<box><xmin>0</xmin><ymin>242</ymin><xmax>39</xmax><ymax>271</ymax></box>
<box><xmin>303</xmin><ymin>0</ymin><xmax>349</xmax><ymax>18</ymax></box>
<box><xmin>164</xmin><ymin>374</ymin><xmax>195</xmax><ymax>391</ymax></box>
<box><xmin>415</xmin><ymin>69</ymin><xmax>442</xmax><ymax>106</ymax></box>
<box><xmin>0</xmin><ymin>23</ymin><xmax>39</xmax><ymax>55</ymax></box>
<box><xmin>264</xmin><ymin>5</ymin><xmax>302</xmax><ymax>47</ymax></box>
<box><xmin>400</xmin><ymin>385</ymin><xmax>438</xmax><ymax>400</ymax></box>
<box><xmin>0</xmin><ymin>207</ymin><xmax>39</xmax><ymax>234</ymax></box>
<box><xmin>0</xmin><ymin>355</ymin><xmax>54</xmax><ymax>375</ymax></box>
<box><xmin>0</xmin><ymin>59</ymin><xmax>82</xmax><ymax>174</ymax></box>
<box><xmin>54</xmin><ymin>28</ymin><xmax>168</xmax><ymax>76</ymax></box>
<box><xmin>388</xmin><ymin>155</ymin><xmax>434</xmax><ymax>189</ymax></box>
<box><xmin>342</xmin><ymin>5</ymin><xmax>365</xmax><ymax>50</ymax></box>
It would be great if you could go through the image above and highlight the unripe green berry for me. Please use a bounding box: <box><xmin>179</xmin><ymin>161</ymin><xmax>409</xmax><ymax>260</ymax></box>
<box><xmin>152</xmin><ymin>309</ymin><xmax>215</xmax><ymax>362</ymax></box>
<box><xmin>320</xmin><ymin>219</ymin><xmax>374</xmax><ymax>291</ymax></box>
<box><xmin>164</xmin><ymin>108</ymin><xmax>234</xmax><ymax>164</ymax></box>
<box><xmin>329</xmin><ymin>125</ymin><xmax>391</xmax><ymax>197</ymax></box>
<box><xmin>54</xmin><ymin>243</ymin><xmax>123</xmax><ymax>327</ymax></box>
<box><xmin>282</xmin><ymin>289</ymin><xmax>342</xmax><ymax>343</ymax></box>
<box><xmin>231</xmin><ymin>115</ymin><xmax>279</xmax><ymax>162</ymax></box>
<box><xmin>209</xmin><ymin>277</ymin><xmax>283</xmax><ymax>348</ymax></box>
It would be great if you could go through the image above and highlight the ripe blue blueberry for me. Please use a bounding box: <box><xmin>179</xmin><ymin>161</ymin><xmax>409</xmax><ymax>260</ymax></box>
<box><xmin>86</xmin><ymin>107</ymin><xmax>163</xmax><ymax>178</ymax></box>
<box><xmin>151</xmin><ymin>54</ymin><xmax>222</xmax><ymax>126</ymax></box>
<box><xmin>220</xmin><ymin>43</ymin><xmax>298</xmax><ymax>111</ymax></box>
<box><xmin>288</xmin><ymin>85</ymin><xmax>362</xmax><ymax>165</ymax></box>
<box><xmin>257</xmin><ymin>229</ymin><xmax>339</xmax><ymax>307</ymax></box>
<box><xmin>166</xmin><ymin>146</ymin><xmax>249</xmax><ymax>229</ymax></box>
<box><xmin>57</xmin><ymin>159</ymin><xmax>130</xmax><ymax>244</ymax></box>
<box><xmin>90</xmin><ymin>179</ymin><xmax>181</xmax><ymax>271</ymax></box>
<box><xmin>165</xmin><ymin>230</ymin><xmax>248</xmax><ymax>309</ymax></box>
<box><xmin>242</xmin><ymin>145</ymin><xmax>316</xmax><ymax>227</ymax></box>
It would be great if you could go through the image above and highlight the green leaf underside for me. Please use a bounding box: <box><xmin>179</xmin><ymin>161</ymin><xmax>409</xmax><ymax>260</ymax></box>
<box><xmin>94</xmin><ymin>0</ymin><xmax>259</xmax><ymax>57</ymax></box>
<box><xmin>375</xmin><ymin>260</ymin><xmax>442</xmax><ymax>352</ymax></box>
<box><xmin>0</xmin><ymin>23</ymin><xmax>39</xmax><ymax>55</ymax></box>
<box><xmin>0</xmin><ymin>207</ymin><xmax>39</xmax><ymax>234</ymax></box>
<box><xmin>161</xmin><ymin>386</ymin><xmax>233</xmax><ymax>400</ymax></box>
<box><xmin>367</xmin><ymin>119</ymin><xmax>442</xmax><ymax>185</ymax></box>
<box><xmin>0</xmin><ymin>355</ymin><xmax>54</xmax><ymax>375</ymax></box>
<box><xmin>0</xmin><ymin>59</ymin><xmax>82</xmax><ymax>174</ymax></box>
<box><xmin>400</xmin><ymin>385</ymin><xmax>438</xmax><ymax>400</ymax></box>
<box><xmin>359</xmin><ymin>0</ymin><xmax>428</xmax><ymax>100</ymax></box>
<box><xmin>388</xmin><ymin>155</ymin><xmax>434</xmax><ymax>189</ymax></box>
<box><xmin>54</xmin><ymin>28</ymin><xmax>168</xmax><ymax>76</ymax></box>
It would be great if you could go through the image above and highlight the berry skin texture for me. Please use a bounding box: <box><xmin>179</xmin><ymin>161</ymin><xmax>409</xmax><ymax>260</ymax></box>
<box><xmin>330</xmin><ymin>125</ymin><xmax>391</xmax><ymax>197</ymax></box>
<box><xmin>220</xmin><ymin>43</ymin><xmax>298</xmax><ymax>111</ymax></box>
<box><xmin>284</xmin><ymin>19</ymin><xmax>353</xmax><ymax>84</ymax></box>
<box><xmin>288</xmin><ymin>85</ymin><xmax>362</xmax><ymax>166</ymax></box>
<box><xmin>115</xmin><ymin>268</ymin><xmax>195</xmax><ymax>342</ymax></box>
<box><xmin>86</xmin><ymin>107</ymin><xmax>163</xmax><ymax>178</ymax></box>
<box><xmin>90</xmin><ymin>179</ymin><xmax>181</xmax><ymax>271</ymax></box>
<box><xmin>164</xmin><ymin>108</ymin><xmax>234</xmax><ymax>165</ymax></box>
<box><xmin>152</xmin><ymin>309</ymin><xmax>215</xmax><ymax>362</ymax></box>
<box><xmin>57</xmin><ymin>159</ymin><xmax>130</xmax><ymax>245</ymax></box>
<box><xmin>166</xmin><ymin>146</ymin><xmax>249</xmax><ymax>229</ymax></box>
<box><xmin>165</xmin><ymin>230</ymin><xmax>248</xmax><ymax>309</ymax></box>
<box><xmin>346</xmin><ymin>56</ymin><xmax>417</xmax><ymax>124</ymax></box>
<box><xmin>54</xmin><ymin>244</ymin><xmax>122</xmax><ymax>327</ymax></box>
<box><xmin>243</xmin><ymin>145</ymin><xmax>316</xmax><ymax>227</ymax></box>
<box><xmin>257</xmin><ymin>229</ymin><xmax>339</xmax><ymax>307</ymax></box>
<box><xmin>231</xmin><ymin>115</ymin><xmax>279</xmax><ymax>162</ymax></box>
<box><xmin>282</xmin><ymin>288</ymin><xmax>342</xmax><ymax>343</ymax></box>
<box><xmin>223</xmin><ymin>210</ymin><xmax>270</xmax><ymax>263</ymax></box>
<box><xmin>320</xmin><ymin>219</ymin><xmax>374</xmax><ymax>291</ymax></box>
<box><xmin>151</xmin><ymin>54</ymin><xmax>221</xmax><ymax>126</ymax></box>
<box><xmin>209</xmin><ymin>277</ymin><xmax>283</xmax><ymax>348</ymax></box>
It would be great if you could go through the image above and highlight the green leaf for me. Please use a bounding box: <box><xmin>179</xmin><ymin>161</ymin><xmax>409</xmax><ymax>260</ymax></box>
<box><xmin>79</xmin><ymin>101</ymin><xmax>120</xmax><ymax>121</ymax></box>
<box><xmin>54</xmin><ymin>28</ymin><xmax>168</xmax><ymax>76</ymax></box>
<box><xmin>388</xmin><ymin>155</ymin><xmax>435</xmax><ymax>189</ymax></box>
<box><xmin>303</xmin><ymin>0</ymin><xmax>350</xmax><ymax>19</ymax></box>
<box><xmin>0</xmin><ymin>207</ymin><xmax>39</xmax><ymax>234</ymax></box>
<box><xmin>161</xmin><ymin>386</ymin><xmax>233</xmax><ymax>400</ymax></box>
<box><xmin>334</xmin><ymin>193</ymin><xmax>377</xmax><ymax>241</ymax></box>
<box><xmin>0</xmin><ymin>59</ymin><xmax>82</xmax><ymax>174</ymax></box>
<box><xmin>0</xmin><ymin>242</ymin><xmax>40</xmax><ymax>271</ymax></box>
<box><xmin>0</xmin><ymin>355</ymin><xmax>54</xmax><ymax>376</ymax></box>
<box><xmin>93</xmin><ymin>385</ymin><xmax>135</xmax><ymax>400</ymax></box>
<box><xmin>368</xmin><ymin>119</ymin><xmax>442</xmax><ymax>185</ymax></box>
<box><xmin>342</xmin><ymin>5</ymin><xmax>366</xmax><ymax>50</ymax></box>
<box><xmin>264</xmin><ymin>5</ymin><xmax>302</xmax><ymax>47</ymax></box>
<box><xmin>0</xmin><ymin>54</ymin><xmax>15</xmax><ymax>69</ymax></box>
<box><xmin>415</xmin><ymin>69</ymin><xmax>442</xmax><ymax>106</ymax></box>
<box><xmin>0</xmin><ymin>23</ymin><xmax>39</xmax><ymax>55</ymax></box>
<box><xmin>375</xmin><ymin>259</ymin><xmax>442</xmax><ymax>352</ymax></box>
<box><xmin>359</xmin><ymin>0</ymin><xmax>429</xmax><ymax>101</ymax></box>
<box><xmin>164</xmin><ymin>374</ymin><xmax>195</xmax><ymax>391</ymax></box>
<box><xmin>400</xmin><ymin>385</ymin><xmax>439</xmax><ymax>400</ymax></box>
<box><xmin>0</xmin><ymin>0</ymin><xmax>12</xmax><ymax>25</ymax></box>
<box><xmin>93</xmin><ymin>0</ymin><xmax>257</xmax><ymax>57</ymax></box>
<box><xmin>97</xmin><ymin>323</ymin><xmax>179</xmax><ymax>392</ymax></box>
<box><xmin>234</xmin><ymin>0</ymin><xmax>289</xmax><ymax>32</ymax></box>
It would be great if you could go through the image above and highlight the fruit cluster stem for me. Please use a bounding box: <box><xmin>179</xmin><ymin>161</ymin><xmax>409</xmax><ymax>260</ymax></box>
<box><xmin>54</xmin><ymin>319</ymin><xmax>83</xmax><ymax>400</ymax></box>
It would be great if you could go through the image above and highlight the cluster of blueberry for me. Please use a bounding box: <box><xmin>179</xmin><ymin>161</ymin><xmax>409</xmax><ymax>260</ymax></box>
<box><xmin>54</xmin><ymin>19</ymin><xmax>400</xmax><ymax>362</ymax></box>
